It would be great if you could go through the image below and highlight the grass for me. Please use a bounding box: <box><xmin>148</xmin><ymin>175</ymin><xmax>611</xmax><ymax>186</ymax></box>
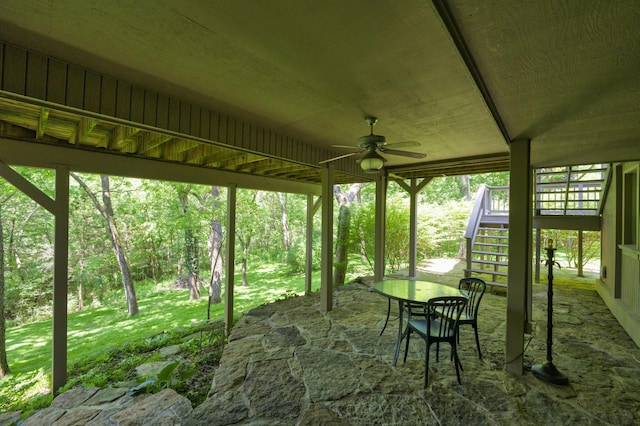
<box><xmin>0</xmin><ymin>262</ymin><xmax>348</xmax><ymax>415</ymax></box>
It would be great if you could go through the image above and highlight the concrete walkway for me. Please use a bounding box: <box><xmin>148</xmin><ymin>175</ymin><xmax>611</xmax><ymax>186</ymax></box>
<box><xmin>187</xmin><ymin>274</ymin><xmax>640</xmax><ymax>425</ymax></box>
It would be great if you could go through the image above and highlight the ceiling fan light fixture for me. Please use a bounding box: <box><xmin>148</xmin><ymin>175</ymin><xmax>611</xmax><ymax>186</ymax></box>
<box><xmin>360</xmin><ymin>150</ymin><xmax>385</xmax><ymax>173</ymax></box>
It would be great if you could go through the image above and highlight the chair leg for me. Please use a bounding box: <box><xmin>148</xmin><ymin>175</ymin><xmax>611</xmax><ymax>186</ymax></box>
<box><xmin>424</xmin><ymin>341</ymin><xmax>430</xmax><ymax>388</ymax></box>
<box><xmin>473</xmin><ymin>323</ymin><xmax>482</xmax><ymax>359</ymax></box>
<box><xmin>380</xmin><ymin>298</ymin><xmax>391</xmax><ymax>336</ymax></box>
<box><xmin>452</xmin><ymin>342</ymin><xmax>462</xmax><ymax>384</ymax></box>
<box><xmin>403</xmin><ymin>328</ymin><xmax>411</xmax><ymax>363</ymax></box>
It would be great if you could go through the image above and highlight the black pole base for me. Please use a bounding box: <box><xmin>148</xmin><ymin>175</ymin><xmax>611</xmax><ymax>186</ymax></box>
<box><xmin>532</xmin><ymin>361</ymin><xmax>569</xmax><ymax>385</ymax></box>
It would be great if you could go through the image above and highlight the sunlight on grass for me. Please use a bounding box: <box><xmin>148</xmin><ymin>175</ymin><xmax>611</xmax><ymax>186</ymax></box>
<box><xmin>1</xmin><ymin>266</ymin><xmax>327</xmax><ymax>413</ymax></box>
<box><xmin>0</xmin><ymin>261</ymin><xmax>370</xmax><ymax>415</ymax></box>
<box><xmin>0</xmin><ymin>369</ymin><xmax>51</xmax><ymax>415</ymax></box>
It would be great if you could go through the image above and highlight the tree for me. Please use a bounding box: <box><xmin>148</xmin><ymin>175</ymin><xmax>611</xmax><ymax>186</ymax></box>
<box><xmin>236</xmin><ymin>190</ymin><xmax>260</xmax><ymax>286</ymax></box>
<box><xmin>0</xmin><ymin>197</ymin><xmax>13</xmax><ymax>378</ymax></box>
<box><xmin>208</xmin><ymin>186</ymin><xmax>224</xmax><ymax>306</ymax></box>
<box><xmin>333</xmin><ymin>183</ymin><xmax>365</xmax><ymax>285</ymax></box>
<box><xmin>175</xmin><ymin>184</ymin><xmax>201</xmax><ymax>300</ymax></box>
<box><xmin>71</xmin><ymin>174</ymin><xmax>139</xmax><ymax>316</ymax></box>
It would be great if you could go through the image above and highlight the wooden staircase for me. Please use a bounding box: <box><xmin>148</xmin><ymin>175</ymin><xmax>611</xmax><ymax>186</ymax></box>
<box><xmin>464</xmin><ymin>186</ymin><xmax>510</xmax><ymax>288</ymax></box>
<box><xmin>464</xmin><ymin>164</ymin><xmax>609</xmax><ymax>289</ymax></box>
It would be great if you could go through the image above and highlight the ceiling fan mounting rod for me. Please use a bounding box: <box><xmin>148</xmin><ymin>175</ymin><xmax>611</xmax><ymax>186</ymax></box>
<box><xmin>364</xmin><ymin>116</ymin><xmax>378</xmax><ymax>127</ymax></box>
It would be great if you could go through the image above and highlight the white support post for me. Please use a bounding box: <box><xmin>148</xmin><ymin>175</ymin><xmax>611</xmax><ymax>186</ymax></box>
<box><xmin>224</xmin><ymin>184</ymin><xmax>237</xmax><ymax>336</ymax></box>
<box><xmin>505</xmin><ymin>138</ymin><xmax>532</xmax><ymax>375</ymax></box>
<box><xmin>320</xmin><ymin>167</ymin><xmax>334</xmax><ymax>312</ymax></box>
<box><xmin>374</xmin><ymin>173</ymin><xmax>388</xmax><ymax>281</ymax></box>
<box><xmin>52</xmin><ymin>166</ymin><xmax>69</xmax><ymax>394</ymax></box>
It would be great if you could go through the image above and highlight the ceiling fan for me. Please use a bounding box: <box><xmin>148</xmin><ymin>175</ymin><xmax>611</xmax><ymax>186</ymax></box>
<box><xmin>319</xmin><ymin>116</ymin><xmax>426</xmax><ymax>173</ymax></box>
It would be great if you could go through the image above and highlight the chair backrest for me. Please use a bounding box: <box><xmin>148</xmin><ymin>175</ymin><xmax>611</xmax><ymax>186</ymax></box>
<box><xmin>405</xmin><ymin>301</ymin><xmax>429</xmax><ymax>318</ymax></box>
<box><xmin>458</xmin><ymin>278</ymin><xmax>486</xmax><ymax>319</ymax></box>
<box><xmin>427</xmin><ymin>296</ymin><xmax>468</xmax><ymax>338</ymax></box>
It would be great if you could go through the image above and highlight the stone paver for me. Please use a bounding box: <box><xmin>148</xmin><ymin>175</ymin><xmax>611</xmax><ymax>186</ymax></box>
<box><xmin>187</xmin><ymin>275</ymin><xmax>640</xmax><ymax>425</ymax></box>
<box><xmin>11</xmin><ymin>266</ymin><xmax>640</xmax><ymax>425</ymax></box>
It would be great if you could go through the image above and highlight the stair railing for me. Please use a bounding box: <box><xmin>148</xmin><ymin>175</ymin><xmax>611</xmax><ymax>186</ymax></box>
<box><xmin>465</xmin><ymin>184</ymin><xmax>488</xmax><ymax>276</ymax></box>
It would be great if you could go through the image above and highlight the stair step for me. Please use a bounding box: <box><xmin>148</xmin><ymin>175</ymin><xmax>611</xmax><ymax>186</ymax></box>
<box><xmin>471</xmin><ymin>259</ymin><xmax>509</xmax><ymax>267</ymax></box>
<box><xmin>478</xmin><ymin>229</ymin><xmax>509</xmax><ymax>233</ymax></box>
<box><xmin>474</xmin><ymin>242</ymin><xmax>509</xmax><ymax>248</ymax></box>
<box><xmin>472</xmin><ymin>250</ymin><xmax>509</xmax><ymax>257</ymax></box>
<box><xmin>475</xmin><ymin>235</ymin><xmax>509</xmax><ymax>240</ymax></box>
<box><xmin>465</xmin><ymin>268</ymin><xmax>509</xmax><ymax>277</ymax></box>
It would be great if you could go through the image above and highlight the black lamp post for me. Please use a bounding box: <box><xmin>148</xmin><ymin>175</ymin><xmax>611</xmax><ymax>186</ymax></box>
<box><xmin>531</xmin><ymin>239</ymin><xmax>569</xmax><ymax>385</ymax></box>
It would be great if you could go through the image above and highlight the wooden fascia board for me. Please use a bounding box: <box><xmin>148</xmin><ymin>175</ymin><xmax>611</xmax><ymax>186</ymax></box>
<box><xmin>0</xmin><ymin>137</ymin><xmax>322</xmax><ymax>195</ymax></box>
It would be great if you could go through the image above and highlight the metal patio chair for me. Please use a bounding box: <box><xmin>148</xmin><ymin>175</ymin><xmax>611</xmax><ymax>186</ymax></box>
<box><xmin>403</xmin><ymin>296</ymin><xmax>468</xmax><ymax>387</ymax></box>
<box><xmin>458</xmin><ymin>277</ymin><xmax>487</xmax><ymax>359</ymax></box>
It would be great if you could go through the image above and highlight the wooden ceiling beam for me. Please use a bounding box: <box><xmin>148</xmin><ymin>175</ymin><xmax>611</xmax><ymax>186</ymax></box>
<box><xmin>109</xmin><ymin>125</ymin><xmax>141</xmax><ymax>150</ymax></box>
<box><xmin>36</xmin><ymin>107</ymin><xmax>49</xmax><ymax>140</ymax></box>
<box><xmin>136</xmin><ymin>132</ymin><xmax>172</xmax><ymax>155</ymax></box>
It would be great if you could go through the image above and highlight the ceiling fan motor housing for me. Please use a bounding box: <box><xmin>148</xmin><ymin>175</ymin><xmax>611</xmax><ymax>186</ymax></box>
<box><xmin>358</xmin><ymin>133</ymin><xmax>386</xmax><ymax>149</ymax></box>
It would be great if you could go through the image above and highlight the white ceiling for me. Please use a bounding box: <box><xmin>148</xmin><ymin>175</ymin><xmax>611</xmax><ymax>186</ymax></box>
<box><xmin>0</xmin><ymin>0</ymin><xmax>639</xmax><ymax>172</ymax></box>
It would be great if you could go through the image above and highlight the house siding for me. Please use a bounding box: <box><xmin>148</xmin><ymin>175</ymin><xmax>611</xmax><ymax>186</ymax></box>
<box><xmin>598</xmin><ymin>161</ymin><xmax>640</xmax><ymax>347</ymax></box>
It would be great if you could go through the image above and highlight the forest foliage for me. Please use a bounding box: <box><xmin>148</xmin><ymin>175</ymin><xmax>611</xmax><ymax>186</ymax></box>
<box><xmin>0</xmin><ymin>169</ymin><xmax>598</xmax><ymax>331</ymax></box>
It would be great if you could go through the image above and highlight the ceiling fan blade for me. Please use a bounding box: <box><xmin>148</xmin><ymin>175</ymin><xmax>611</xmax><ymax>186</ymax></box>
<box><xmin>385</xmin><ymin>141</ymin><xmax>420</xmax><ymax>149</ymax></box>
<box><xmin>331</xmin><ymin>144</ymin><xmax>362</xmax><ymax>150</ymax></box>
<box><xmin>380</xmin><ymin>148</ymin><xmax>426</xmax><ymax>159</ymax></box>
<box><xmin>318</xmin><ymin>151</ymin><xmax>359</xmax><ymax>165</ymax></box>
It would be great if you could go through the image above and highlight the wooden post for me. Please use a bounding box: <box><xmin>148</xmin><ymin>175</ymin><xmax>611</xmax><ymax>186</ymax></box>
<box><xmin>374</xmin><ymin>172</ymin><xmax>388</xmax><ymax>282</ymax></box>
<box><xmin>320</xmin><ymin>167</ymin><xmax>333</xmax><ymax>312</ymax></box>
<box><xmin>505</xmin><ymin>138</ymin><xmax>532</xmax><ymax>376</ymax></box>
<box><xmin>305</xmin><ymin>194</ymin><xmax>321</xmax><ymax>295</ymax></box>
<box><xmin>224</xmin><ymin>184</ymin><xmax>237</xmax><ymax>336</ymax></box>
<box><xmin>52</xmin><ymin>166</ymin><xmax>69</xmax><ymax>394</ymax></box>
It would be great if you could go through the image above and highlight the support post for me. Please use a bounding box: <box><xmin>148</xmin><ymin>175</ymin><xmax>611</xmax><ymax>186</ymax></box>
<box><xmin>52</xmin><ymin>166</ymin><xmax>69</xmax><ymax>394</ymax></box>
<box><xmin>224</xmin><ymin>184</ymin><xmax>237</xmax><ymax>336</ymax></box>
<box><xmin>577</xmin><ymin>230</ymin><xmax>584</xmax><ymax>277</ymax></box>
<box><xmin>505</xmin><ymin>138</ymin><xmax>532</xmax><ymax>375</ymax></box>
<box><xmin>305</xmin><ymin>194</ymin><xmax>320</xmax><ymax>295</ymax></box>
<box><xmin>374</xmin><ymin>172</ymin><xmax>388</xmax><ymax>282</ymax></box>
<box><xmin>394</xmin><ymin>178</ymin><xmax>432</xmax><ymax>278</ymax></box>
<box><xmin>535</xmin><ymin>228</ymin><xmax>541</xmax><ymax>283</ymax></box>
<box><xmin>320</xmin><ymin>167</ymin><xmax>334</xmax><ymax>312</ymax></box>
<box><xmin>408</xmin><ymin>179</ymin><xmax>418</xmax><ymax>277</ymax></box>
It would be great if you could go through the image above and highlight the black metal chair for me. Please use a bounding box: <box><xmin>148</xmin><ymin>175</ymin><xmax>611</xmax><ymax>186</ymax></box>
<box><xmin>403</xmin><ymin>296</ymin><xmax>468</xmax><ymax>387</ymax></box>
<box><xmin>458</xmin><ymin>277</ymin><xmax>487</xmax><ymax>359</ymax></box>
<box><xmin>380</xmin><ymin>299</ymin><xmax>431</xmax><ymax>336</ymax></box>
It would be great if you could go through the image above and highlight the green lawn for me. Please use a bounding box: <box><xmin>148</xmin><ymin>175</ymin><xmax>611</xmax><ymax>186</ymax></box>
<box><xmin>0</xmin><ymin>263</ymin><xmax>334</xmax><ymax>414</ymax></box>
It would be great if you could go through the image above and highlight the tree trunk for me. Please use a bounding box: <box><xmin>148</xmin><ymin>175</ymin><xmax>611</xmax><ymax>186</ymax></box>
<box><xmin>237</xmin><ymin>233</ymin><xmax>251</xmax><ymax>287</ymax></box>
<box><xmin>209</xmin><ymin>187</ymin><xmax>223</xmax><ymax>304</ymax></box>
<box><xmin>332</xmin><ymin>183</ymin><xmax>365</xmax><ymax>286</ymax></box>
<box><xmin>71</xmin><ymin>173</ymin><xmax>138</xmax><ymax>316</ymax></box>
<box><xmin>178</xmin><ymin>187</ymin><xmax>201</xmax><ymax>300</ymax></box>
<box><xmin>458</xmin><ymin>175</ymin><xmax>471</xmax><ymax>201</ymax></box>
<box><xmin>241</xmin><ymin>246</ymin><xmax>249</xmax><ymax>286</ymax></box>
<box><xmin>277</xmin><ymin>192</ymin><xmax>291</xmax><ymax>251</ymax></box>
<box><xmin>101</xmin><ymin>176</ymin><xmax>139</xmax><ymax>316</ymax></box>
<box><xmin>333</xmin><ymin>204</ymin><xmax>351</xmax><ymax>286</ymax></box>
<box><xmin>0</xmin><ymin>207</ymin><xmax>11</xmax><ymax>378</ymax></box>
<box><xmin>78</xmin><ymin>235</ymin><xmax>86</xmax><ymax>311</ymax></box>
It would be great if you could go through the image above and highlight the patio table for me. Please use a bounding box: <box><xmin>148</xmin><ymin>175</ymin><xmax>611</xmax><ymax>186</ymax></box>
<box><xmin>372</xmin><ymin>279</ymin><xmax>465</xmax><ymax>366</ymax></box>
